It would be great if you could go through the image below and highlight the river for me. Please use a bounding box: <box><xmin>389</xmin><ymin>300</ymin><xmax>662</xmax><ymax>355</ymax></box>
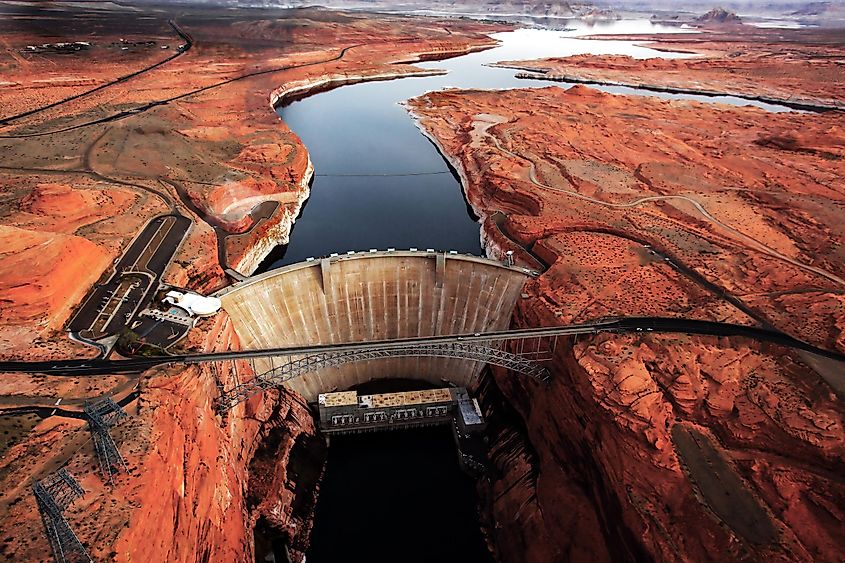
<box><xmin>259</xmin><ymin>19</ymin><xmax>792</xmax><ymax>270</ymax></box>
<box><xmin>262</xmin><ymin>20</ymin><xmax>794</xmax><ymax>562</ymax></box>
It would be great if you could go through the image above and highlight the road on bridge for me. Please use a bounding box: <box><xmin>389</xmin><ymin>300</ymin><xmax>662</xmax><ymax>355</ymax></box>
<box><xmin>4</xmin><ymin>318</ymin><xmax>844</xmax><ymax>383</ymax></box>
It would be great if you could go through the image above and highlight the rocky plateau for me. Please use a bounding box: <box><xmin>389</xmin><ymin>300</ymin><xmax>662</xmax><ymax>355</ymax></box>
<box><xmin>0</xmin><ymin>2</ymin><xmax>843</xmax><ymax>563</ymax></box>
<box><xmin>495</xmin><ymin>25</ymin><xmax>845</xmax><ymax>110</ymax></box>
<box><xmin>407</xmin><ymin>74</ymin><xmax>844</xmax><ymax>561</ymax></box>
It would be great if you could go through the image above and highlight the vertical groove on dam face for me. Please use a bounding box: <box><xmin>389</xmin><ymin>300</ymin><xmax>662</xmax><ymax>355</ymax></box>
<box><xmin>218</xmin><ymin>252</ymin><xmax>531</xmax><ymax>400</ymax></box>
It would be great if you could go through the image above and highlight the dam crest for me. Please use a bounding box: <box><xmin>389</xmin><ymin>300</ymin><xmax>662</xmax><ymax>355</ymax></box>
<box><xmin>217</xmin><ymin>250</ymin><xmax>536</xmax><ymax>401</ymax></box>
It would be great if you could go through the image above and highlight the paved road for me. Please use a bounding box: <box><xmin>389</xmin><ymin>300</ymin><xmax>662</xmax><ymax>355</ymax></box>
<box><xmin>0</xmin><ymin>390</ymin><xmax>140</xmax><ymax>421</ymax></box>
<box><xmin>4</xmin><ymin>317</ymin><xmax>843</xmax><ymax>376</ymax></box>
<box><xmin>0</xmin><ymin>19</ymin><xmax>193</xmax><ymax>127</ymax></box>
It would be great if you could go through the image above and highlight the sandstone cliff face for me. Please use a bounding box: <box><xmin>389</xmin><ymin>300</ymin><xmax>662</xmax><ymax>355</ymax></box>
<box><xmin>0</xmin><ymin>312</ymin><xmax>324</xmax><ymax>562</ymax></box>
<box><xmin>477</xmin><ymin>372</ymin><xmax>613</xmax><ymax>563</ymax></box>
<box><xmin>224</xmin><ymin>157</ymin><xmax>314</xmax><ymax>276</ymax></box>
<box><xmin>484</xmin><ymin>298</ymin><xmax>844</xmax><ymax>562</ymax></box>
<box><xmin>409</xmin><ymin>84</ymin><xmax>845</xmax><ymax>561</ymax></box>
<box><xmin>113</xmin><ymin>314</ymin><xmax>324</xmax><ymax>562</ymax></box>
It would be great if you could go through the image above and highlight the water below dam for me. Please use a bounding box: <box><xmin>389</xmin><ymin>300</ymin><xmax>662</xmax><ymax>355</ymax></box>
<box><xmin>301</xmin><ymin>379</ymin><xmax>493</xmax><ymax>563</ymax></box>
<box><xmin>307</xmin><ymin>426</ymin><xmax>493</xmax><ymax>563</ymax></box>
<box><xmin>257</xmin><ymin>20</ymin><xmax>800</xmax><ymax>561</ymax></box>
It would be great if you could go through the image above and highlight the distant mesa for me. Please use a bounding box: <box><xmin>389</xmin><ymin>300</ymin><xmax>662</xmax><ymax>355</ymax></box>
<box><xmin>581</xmin><ymin>7</ymin><xmax>620</xmax><ymax>21</ymax></box>
<box><xmin>522</xmin><ymin>1</ymin><xmax>575</xmax><ymax>17</ymax></box>
<box><xmin>790</xmin><ymin>2</ymin><xmax>832</xmax><ymax>16</ymax></box>
<box><xmin>474</xmin><ymin>0</ymin><xmax>577</xmax><ymax>17</ymax></box>
<box><xmin>696</xmin><ymin>7</ymin><xmax>742</xmax><ymax>24</ymax></box>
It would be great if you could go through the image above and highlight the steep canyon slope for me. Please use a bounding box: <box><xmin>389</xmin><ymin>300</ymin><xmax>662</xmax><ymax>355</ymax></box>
<box><xmin>0</xmin><ymin>4</ymin><xmax>504</xmax><ymax>561</ymax></box>
<box><xmin>408</xmin><ymin>79</ymin><xmax>844</xmax><ymax>560</ymax></box>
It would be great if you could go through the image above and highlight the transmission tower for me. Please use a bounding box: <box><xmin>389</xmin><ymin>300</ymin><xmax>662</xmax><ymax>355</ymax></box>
<box><xmin>84</xmin><ymin>397</ymin><xmax>128</xmax><ymax>483</ymax></box>
<box><xmin>32</xmin><ymin>469</ymin><xmax>92</xmax><ymax>563</ymax></box>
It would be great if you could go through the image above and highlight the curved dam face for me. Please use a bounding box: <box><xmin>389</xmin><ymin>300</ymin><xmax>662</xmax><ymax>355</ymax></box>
<box><xmin>218</xmin><ymin>251</ymin><xmax>532</xmax><ymax>401</ymax></box>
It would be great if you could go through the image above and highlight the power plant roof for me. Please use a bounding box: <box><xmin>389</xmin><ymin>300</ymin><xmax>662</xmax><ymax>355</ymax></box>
<box><xmin>319</xmin><ymin>388</ymin><xmax>457</xmax><ymax>409</ymax></box>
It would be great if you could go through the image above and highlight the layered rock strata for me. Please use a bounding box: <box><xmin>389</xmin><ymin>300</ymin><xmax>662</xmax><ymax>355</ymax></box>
<box><xmin>408</xmin><ymin>84</ymin><xmax>845</xmax><ymax>561</ymax></box>
<box><xmin>496</xmin><ymin>26</ymin><xmax>845</xmax><ymax>110</ymax></box>
<box><xmin>0</xmin><ymin>5</ymin><xmax>505</xmax><ymax>561</ymax></box>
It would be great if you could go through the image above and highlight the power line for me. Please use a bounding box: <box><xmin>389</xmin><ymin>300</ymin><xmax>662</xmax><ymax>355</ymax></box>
<box><xmin>84</xmin><ymin>398</ymin><xmax>129</xmax><ymax>484</ymax></box>
<box><xmin>33</xmin><ymin>469</ymin><xmax>92</xmax><ymax>563</ymax></box>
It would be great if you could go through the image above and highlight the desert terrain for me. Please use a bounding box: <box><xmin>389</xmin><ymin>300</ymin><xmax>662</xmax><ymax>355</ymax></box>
<box><xmin>0</xmin><ymin>3</ymin><xmax>506</xmax><ymax>560</ymax></box>
<box><xmin>495</xmin><ymin>25</ymin><xmax>845</xmax><ymax>110</ymax></box>
<box><xmin>0</xmin><ymin>2</ymin><xmax>502</xmax><ymax>358</ymax></box>
<box><xmin>1</xmin><ymin>2</ymin><xmax>844</xmax><ymax>562</ymax></box>
<box><xmin>407</xmin><ymin>27</ymin><xmax>845</xmax><ymax>560</ymax></box>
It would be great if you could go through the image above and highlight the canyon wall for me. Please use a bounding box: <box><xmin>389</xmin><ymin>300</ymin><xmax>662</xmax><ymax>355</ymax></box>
<box><xmin>0</xmin><ymin>7</ymin><xmax>509</xmax><ymax>561</ymax></box>
<box><xmin>109</xmin><ymin>315</ymin><xmax>322</xmax><ymax>562</ymax></box>
<box><xmin>408</xmin><ymin>83</ymin><xmax>845</xmax><ymax>561</ymax></box>
<box><xmin>0</xmin><ymin>313</ymin><xmax>325</xmax><ymax>562</ymax></box>
<box><xmin>485</xmin><ymin>304</ymin><xmax>844</xmax><ymax>562</ymax></box>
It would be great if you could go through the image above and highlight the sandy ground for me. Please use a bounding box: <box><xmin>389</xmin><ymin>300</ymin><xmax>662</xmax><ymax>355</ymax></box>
<box><xmin>408</xmin><ymin>65</ymin><xmax>844</xmax><ymax>561</ymax></box>
<box><xmin>0</xmin><ymin>4</ymin><xmax>506</xmax><ymax>561</ymax></box>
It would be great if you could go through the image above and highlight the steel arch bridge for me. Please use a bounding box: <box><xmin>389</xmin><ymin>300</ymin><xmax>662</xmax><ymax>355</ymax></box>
<box><xmin>215</xmin><ymin>341</ymin><xmax>550</xmax><ymax>412</ymax></box>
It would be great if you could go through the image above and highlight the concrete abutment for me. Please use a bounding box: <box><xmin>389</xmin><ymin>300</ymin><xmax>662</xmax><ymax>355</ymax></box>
<box><xmin>217</xmin><ymin>251</ymin><xmax>534</xmax><ymax>401</ymax></box>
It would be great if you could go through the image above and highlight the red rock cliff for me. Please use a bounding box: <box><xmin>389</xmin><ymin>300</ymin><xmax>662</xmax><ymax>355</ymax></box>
<box><xmin>408</xmin><ymin>83</ymin><xmax>845</xmax><ymax>562</ymax></box>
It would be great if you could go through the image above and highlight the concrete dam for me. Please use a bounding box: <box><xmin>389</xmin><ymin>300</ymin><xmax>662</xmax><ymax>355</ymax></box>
<box><xmin>218</xmin><ymin>250</ymin><xmax>534</xmax><ymax>401</ymax></box>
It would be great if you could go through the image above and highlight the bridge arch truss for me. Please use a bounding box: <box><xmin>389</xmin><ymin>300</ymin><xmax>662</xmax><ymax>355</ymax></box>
<box><xmin>215</xmin><ymin>341</ymin><xmax>550</xmax><ymax>412</ymax></box>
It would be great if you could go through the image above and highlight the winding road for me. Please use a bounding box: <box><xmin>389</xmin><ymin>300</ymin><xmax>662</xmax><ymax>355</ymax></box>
<box><xmin>0</xmin><ymin>20</ymin><xmax>193</xmax><ymax>127</ymax></box>
<box><xmin>480</xmin><ymin>118</ymin><xmax>845</xmax><ymax>287</ymax></box>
